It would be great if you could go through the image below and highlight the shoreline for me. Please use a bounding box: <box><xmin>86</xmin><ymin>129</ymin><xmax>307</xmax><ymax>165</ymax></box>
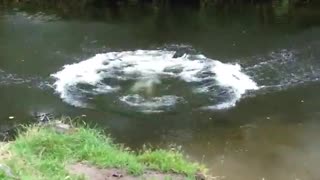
<box><xmin>0</xmin><ymin>120</ymin><xmax>207</xmax><ymax>180</ymax></box>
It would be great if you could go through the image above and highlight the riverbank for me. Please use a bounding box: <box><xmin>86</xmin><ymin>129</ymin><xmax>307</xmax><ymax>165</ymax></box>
<box><xmin>0</xmin><ymin>120</ymin><xmax>206</xmax><ymax>180</ymax></box>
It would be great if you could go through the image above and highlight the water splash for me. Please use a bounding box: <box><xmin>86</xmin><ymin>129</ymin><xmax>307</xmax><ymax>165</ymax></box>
<box><xmin>51</xmin><ymin>50</ymin><xmax>258</xmax><ymax>112</ymax></box>
<box><xmin>2</xmin><ymin>46</ymin><xmax>319</xmax><ymax>113</ymax></box>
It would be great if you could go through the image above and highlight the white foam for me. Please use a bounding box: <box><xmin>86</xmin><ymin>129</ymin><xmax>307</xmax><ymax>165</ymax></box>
<box><xmin>51</xmin><ymin>50</ymin><xmax>259</xmax><ymax>110</ymax></box>
<box><xmin>51</xmin><ymin>54</ymin><xmax>119</xmax><ymax>107</ymax></box>
<box><xmin>205</xmin><ymin>61</ymin><xmax>259</xmax><ymax>109</ymax></box>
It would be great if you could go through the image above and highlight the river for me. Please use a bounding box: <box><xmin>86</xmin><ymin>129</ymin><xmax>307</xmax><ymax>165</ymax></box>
<box><xmin>1</xmin><ymin>1</ymin><xmax>320</xmax><ymax>179</ymax></box>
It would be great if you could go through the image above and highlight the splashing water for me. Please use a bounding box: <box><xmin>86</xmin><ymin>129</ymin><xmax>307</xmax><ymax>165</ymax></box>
<box><xmin>1</xmin><ymin>47</ymin><xmax>319</xmax><ymax>113</ymax></box>
<box><xmin>51</xmin><ymin>50</ymin><xmax>259</xmax><ymax>112</ymax></box>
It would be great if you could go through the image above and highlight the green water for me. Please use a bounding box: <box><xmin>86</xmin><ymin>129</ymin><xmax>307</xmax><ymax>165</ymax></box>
<box><xmin>1</xmin><ymin>2</ymin><xmax>320</xmax><ymax>179</ymax></box>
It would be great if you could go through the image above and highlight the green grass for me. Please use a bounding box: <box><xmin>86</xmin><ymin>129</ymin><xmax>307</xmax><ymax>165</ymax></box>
<box><xmin>0</xmin><ymin>121</ymin><xmax>205</xmax><ymax>180</ymax></box>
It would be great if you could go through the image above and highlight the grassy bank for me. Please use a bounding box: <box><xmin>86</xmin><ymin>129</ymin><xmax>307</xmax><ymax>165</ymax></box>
<box><xmin>0</xmin><ymin>121</ymin><xmax>206</xmax><ymax>180</ymax></box>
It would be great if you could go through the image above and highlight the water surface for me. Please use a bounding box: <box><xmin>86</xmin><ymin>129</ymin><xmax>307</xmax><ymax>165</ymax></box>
<box><xmin>1</xmin><ymin>2</ymin><xmax>320</xmax><ymax>179</ymax></box>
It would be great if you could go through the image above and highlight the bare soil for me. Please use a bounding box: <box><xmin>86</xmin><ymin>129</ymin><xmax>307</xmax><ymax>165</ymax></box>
<box><xmin>67</xmin><ymin>163</ymin><xmax>188</xmax><ymax>180</ymax></box>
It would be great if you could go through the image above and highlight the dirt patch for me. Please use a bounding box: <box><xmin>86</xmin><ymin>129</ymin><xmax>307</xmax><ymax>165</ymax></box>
<box><xmin>0</xmin><ymin>142</ymin><xmax>10</xmax><ymax>160</ymax></box>
<box><xmin>0</xmin><ymin>142</ymin><xmax>7</xmax><ymax>149</ymax></box>
<box><xmin>67</xmin><ymin>163</ymin><xmax>189</xmax><ymax>180</ymax></box>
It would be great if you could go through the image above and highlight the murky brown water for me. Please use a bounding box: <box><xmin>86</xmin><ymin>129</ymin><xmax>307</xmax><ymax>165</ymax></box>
<box><xmin>1</xmin><ymin>1</ymin><xmax>320</xmax><ymax>179</ymax></box>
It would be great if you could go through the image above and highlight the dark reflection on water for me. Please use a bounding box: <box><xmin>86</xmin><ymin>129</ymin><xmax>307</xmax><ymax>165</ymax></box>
<box><xmin>1</xmin><ymin>1</ymin><xmax>320</xmax><ymax>179</ymax></box>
